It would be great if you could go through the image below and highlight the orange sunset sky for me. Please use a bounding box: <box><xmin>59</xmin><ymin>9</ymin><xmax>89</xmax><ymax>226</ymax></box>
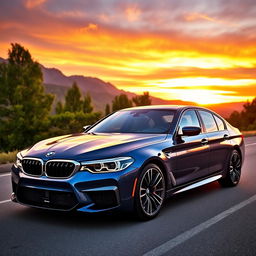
<box><xmin>0</xmin><ymin>0</ymin><xmax>256</xmax><ymax>105</ymax></box>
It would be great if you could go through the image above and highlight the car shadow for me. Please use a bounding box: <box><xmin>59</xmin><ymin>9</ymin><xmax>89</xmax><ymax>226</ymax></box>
<box><xmin>16</xmin><ymin>207</ymin><xmax>137</xmax><ymax>229</ymax></box>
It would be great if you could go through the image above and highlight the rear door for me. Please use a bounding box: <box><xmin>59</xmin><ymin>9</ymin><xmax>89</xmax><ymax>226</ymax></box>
<box><xmin>197</xmin><ymin>110</ymin><xmax>231</xmax><ymax>175</ymax></box>
<box><xmin>171</xmin><ymin>109</ymin><xmax>210</xmax><ymax>185</ymax></box>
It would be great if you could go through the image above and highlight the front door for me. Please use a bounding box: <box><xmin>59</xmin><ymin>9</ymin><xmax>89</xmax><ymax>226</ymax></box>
<box><xmin>171</xmin><ymin>110</ymin><xmax>210</xmax><ymax>186</ymax></box>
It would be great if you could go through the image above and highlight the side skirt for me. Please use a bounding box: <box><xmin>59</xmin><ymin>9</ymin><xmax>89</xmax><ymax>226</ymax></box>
<box><xmin>166</xmin><ymin>172</ymin><xmax>223</xmax><ymax>197</ymax></box>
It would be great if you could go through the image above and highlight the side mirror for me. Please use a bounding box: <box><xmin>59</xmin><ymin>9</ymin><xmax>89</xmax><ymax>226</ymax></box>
<box><xmin>83</xmin><ymin>125</ymin><xmax>91</xmax><ymax>132</ymax></box>
<box><xmin>181</xmin><ymin>126</ymin><xmax>201</xmax><ymax>136</ymax></box>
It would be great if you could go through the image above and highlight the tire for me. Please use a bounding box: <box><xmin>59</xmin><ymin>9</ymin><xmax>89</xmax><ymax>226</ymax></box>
<box><xmin>218</xmin><ymin>149</ymin><xmax>242</xmax><ymax>187</ymax></box>
<box><xmin>134</xmin><ymin>164</ymin><xmax>166</xmax><ymax>220</ymax></box>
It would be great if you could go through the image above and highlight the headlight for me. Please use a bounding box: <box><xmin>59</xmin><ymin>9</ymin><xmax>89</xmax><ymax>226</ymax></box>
<box><xmin>80</xmin><ymin>157</ymin><xmax>134</xmax><ymax>173</ymax></box>
<box><xmin>14</xmin><ymin>152</ymin><xmax>23</xmax><ymax>169</ymax></box>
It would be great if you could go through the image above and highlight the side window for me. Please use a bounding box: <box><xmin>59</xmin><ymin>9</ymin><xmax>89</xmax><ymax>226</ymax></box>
<box><xmin>179</xmin><ymin>110</ymin><xmax>201</xmax><ymax>133</ymax></box>
<box><xmin>214</xmin><ymin>115</ymin><xmax>225</xmax><ymax>131</ymax></box>
<box><xmin>198</xmin><ymin>111</ymin><xmax>218</xmax><ymax>133</ymax></box>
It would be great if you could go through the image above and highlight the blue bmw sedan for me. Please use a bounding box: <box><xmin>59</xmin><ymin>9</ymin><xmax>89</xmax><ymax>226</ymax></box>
<box><xmin>11</xmin><ymin>106</ymin><xmax>244</xmax><ymax>220</ymax></box>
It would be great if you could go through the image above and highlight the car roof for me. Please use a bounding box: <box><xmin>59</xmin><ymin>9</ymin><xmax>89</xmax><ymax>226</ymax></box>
<box><xmin>120</xmin><ymin>105</ymin><xmax>210</xmax><ymax>112</ymax></box>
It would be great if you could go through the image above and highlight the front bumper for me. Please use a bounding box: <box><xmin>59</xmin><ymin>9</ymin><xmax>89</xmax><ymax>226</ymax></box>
<box><xmin>11</xmin><ymin>164</ymin><xmax>138</xmax><ymax>213</ymax></box>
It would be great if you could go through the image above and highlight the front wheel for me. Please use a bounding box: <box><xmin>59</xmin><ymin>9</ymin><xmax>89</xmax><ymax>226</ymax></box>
<box><xmin>134</xmin><ymin>164</ymin><xmax>166</xmax><ymax>220</ymax></box>
<box><xmin>219</xmin><ymin>149</ymin><xmax>242</xmax><ymax>187</ymax></box>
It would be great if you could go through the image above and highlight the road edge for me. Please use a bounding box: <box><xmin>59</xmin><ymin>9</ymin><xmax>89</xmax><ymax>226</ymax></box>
<box><xmin>0</xmin><ymin>163</ymin><xmax>13</xmax><ymax>174</ymax></box>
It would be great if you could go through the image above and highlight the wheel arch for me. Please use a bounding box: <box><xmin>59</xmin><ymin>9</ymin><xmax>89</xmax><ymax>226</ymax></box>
<box><xmin>222</xmin><ymin>145</ymin><xmax>242</xmax><ymax>178</ymax></box>
<box><xmin>138</xmin><ymin>157</ymin><xmax>173</xmax><ymax>190</ymax></box>
<box><xmin>233</xmin><ymin>145</ymin><xmax>242</xmax><ymax>160</ymax></box>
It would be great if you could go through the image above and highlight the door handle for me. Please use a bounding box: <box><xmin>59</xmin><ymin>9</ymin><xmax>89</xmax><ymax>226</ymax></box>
<box><xmin>201</xmin><ymin>138</ymin><xmax>208</xmax><ymax>145</ymax></box>
<box><xmin>223</xmin><ymin>134</ymin><xmax>229</xmax><ymax>140</ymax></box>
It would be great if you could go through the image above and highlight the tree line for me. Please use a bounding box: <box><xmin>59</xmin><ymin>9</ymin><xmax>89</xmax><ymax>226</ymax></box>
<box><xmin>227</xmin><ymin>98</ymin><xmax>256</xmax><ymax>131</ymax></box>
<box><xmin>0</xmin><ymin>43</ymin><xmax>152</xmax><ymax>152</ymax></box>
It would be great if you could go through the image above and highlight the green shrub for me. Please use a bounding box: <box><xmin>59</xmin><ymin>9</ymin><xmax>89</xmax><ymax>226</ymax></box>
<box><xmin>47</xmin><ymin>111</ymin><xmax>102</xmax><ymax>137</ymax></box>
<box><xmin>0</xmin><ymin>150</ymin><xmax>18</xmax><ymax>164</ymax></box>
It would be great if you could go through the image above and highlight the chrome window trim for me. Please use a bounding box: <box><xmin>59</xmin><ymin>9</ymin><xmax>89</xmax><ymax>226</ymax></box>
<box><xmin>213</xmin><ymin>114</ymin><xmax>227</xmax><ymax>131</ymax></box>
<box><xmin>45</xmin><ymin>159</ymin><xmax>81</xmax><ymax>179</ymax></box>
<box><xmin>21</xmin><ymin>157</ymin><xmax>44</xmax><ymax>177</ymax></box>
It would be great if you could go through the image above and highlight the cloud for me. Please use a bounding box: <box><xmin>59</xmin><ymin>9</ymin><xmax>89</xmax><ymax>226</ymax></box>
<box><xmin>1</xmin><ymin>0</ymin><xmax>256</xmax><ymax>104</ymax></box>
<box><xmin>125</xmin><ymin>5</ymin><xmax>141</xmax><ymax>22</ymax></box>
<box><xmin>25</xmin><ymin>0</ymin><xmax>47</xmax><ymax>9</ymax></box>
<box><xmin>125</xmin><ymin>66</ymin><xmax>256</xmax><ymax>80</ymax></box>
<box><xmin>185</xmin><ymin>12</ymin><xmax>218</xmax><ymax>22</ymax></box>
<box><xmin>80</xmin><ymin>23</ymin><xmax>98</xmax><ymax>32</ymax></box>
<box><xmin>183</xmin><ymin>12</ymin><xmax>239</xmax><ymax>28</ymax></box>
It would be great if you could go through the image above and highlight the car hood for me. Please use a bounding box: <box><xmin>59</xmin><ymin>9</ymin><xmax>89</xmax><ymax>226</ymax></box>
<box><xmin>23</xmin><ymin>133</ymin><xmax>167</xmax><ymax>161</ymax></box>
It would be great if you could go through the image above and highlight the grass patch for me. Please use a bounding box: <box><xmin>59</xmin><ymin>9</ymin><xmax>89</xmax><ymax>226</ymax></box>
<box><xmin>242</xmin><ymin>131</ymin><xmax>256</xmax><ymax>137</ymax></box>
<box><xmin>0</xmin><ymin>150</ymin><xmax>18</xmax><ymax>164</ymax></box>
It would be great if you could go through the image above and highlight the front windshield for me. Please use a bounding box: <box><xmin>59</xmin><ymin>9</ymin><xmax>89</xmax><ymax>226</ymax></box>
<box><xmin>89</xmin><ymin>109</ymin><xmax>176</xmax><ymax>134</ymax></box>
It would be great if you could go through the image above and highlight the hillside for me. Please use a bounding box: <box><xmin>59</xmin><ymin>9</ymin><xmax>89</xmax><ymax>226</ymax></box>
<box><xmin>206</xmin><ymin>102</ymin><xmax>245</xmax><ymax>118</ymax></box>
<box><xmin>41</xmin><ymin>65</ymin><xmax>133</xmax><ymax>111</ymax></box>
<box><xmin>41</xmin><ymin>64</ymin><xmax>196</xmax><ymax>111</ymax></box>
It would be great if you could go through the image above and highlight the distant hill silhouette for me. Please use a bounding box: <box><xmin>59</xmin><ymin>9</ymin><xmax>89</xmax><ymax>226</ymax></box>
<box><xmin>0</xmin><ymin>57</ymin><xmax>244</xmax><ymax>117</ymax></box>
<box><xmin>40</xmin><ymin>63</ymin><xmax>196</xmax><ymax>111</ymax></box>
<box><xmin>205</xmin><ymin>102</ymin><xmax>244</xmax><ymax>118</ymax></box>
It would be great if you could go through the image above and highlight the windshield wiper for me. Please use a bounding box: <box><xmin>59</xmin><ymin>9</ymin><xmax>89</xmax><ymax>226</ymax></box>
<box><xmin>86</xmin><ymin>132</ymin><xmax>96</xmax><ymax>135</ymax></box>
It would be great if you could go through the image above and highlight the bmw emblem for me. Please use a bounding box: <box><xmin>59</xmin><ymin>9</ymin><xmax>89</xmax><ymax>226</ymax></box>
<box><xmin>46</xmin><ymin>151</ymin><xmax>55</xmax><ymax>157</ymax></box>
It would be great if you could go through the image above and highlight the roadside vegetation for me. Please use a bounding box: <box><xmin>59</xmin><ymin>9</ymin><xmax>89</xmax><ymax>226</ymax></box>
<box><xmin>227</xmin><ymin>98</ymin><xmax>256</xmax><ymax>131</ymax></box>
<box><xmin>0</xmin><ymin>151</ymin><xmax>18</xmax><ymax>164</ymax></box>
<box><xmin>241</xmin><ymin>130</ymin><xmax>256</xmax><ymax>137</ymax></box>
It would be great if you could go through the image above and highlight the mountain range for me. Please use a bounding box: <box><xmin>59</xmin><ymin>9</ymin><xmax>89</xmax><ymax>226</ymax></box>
<box><xmin>0</xmin><ymin>57</ymin><xmax>244</xmax><ymax>117</ymax></box>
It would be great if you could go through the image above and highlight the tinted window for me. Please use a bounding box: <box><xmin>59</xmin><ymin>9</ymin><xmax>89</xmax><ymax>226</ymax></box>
<box><xmin>214</xmin><ymin>115</ymin><xmax>225</xmax><ymax>131</ymax></box>
<box><xmin>179</xmin><ymin>110</ymin><xmax>201</xmax><ymax>132</ymax></box>
<box><xmin>90</xmin><ymin>109</ymin><xmax>175</xmax><ymax>134</ymax></box>
<box><xmin>199</xmin><ymin>111</ymin><xmax>218</xmax><ymax>133</ymax></box>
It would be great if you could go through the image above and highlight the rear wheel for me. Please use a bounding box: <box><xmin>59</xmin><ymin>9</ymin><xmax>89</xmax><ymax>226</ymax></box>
<box><xmin>134</xmin><ymin>164</ymin><xmax>166</xmax><ymax>220</ymax></box>
<box><xmin>219</xmin><ymin>149</ymin><xmax>242</xmax><ymax>187</ymax></box>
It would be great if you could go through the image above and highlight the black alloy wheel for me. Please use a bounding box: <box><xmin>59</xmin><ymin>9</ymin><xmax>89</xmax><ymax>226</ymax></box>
<box><xmin>219</xmin><ymin>149</ymin><xmax>242</xmax><ymax>187</ymax></box>
<box><xmin>135</xmin><ymin>164</ymin><xmax>166</xmax><ymax>220</ymax></box>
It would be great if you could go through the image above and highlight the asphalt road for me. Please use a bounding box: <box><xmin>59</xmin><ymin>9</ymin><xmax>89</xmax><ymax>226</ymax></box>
<box><xmin>0</xmin><ymin>137</ymin><xmax>256</xmax><ymax>256</ymax></box>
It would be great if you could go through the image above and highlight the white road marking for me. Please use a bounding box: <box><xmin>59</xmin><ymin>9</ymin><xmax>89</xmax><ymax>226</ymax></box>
<box><xmin>143</xmin><ymin>194</ymin><xmax>256</xmax><ymax>256</ymax></box>
<box><xmin>0</xmin><ymin>199</ymin><xmax>11</xmax><ymax>205</ymax></box>
<box><xmin>0</xmin><ymin>173</ymin><xmax>11</xmax><ymax>178</ymax></box>
<box><xmin>245</xmin><ymin>143</ymin><xmax>256</xmax><ymax>147</ymax></box>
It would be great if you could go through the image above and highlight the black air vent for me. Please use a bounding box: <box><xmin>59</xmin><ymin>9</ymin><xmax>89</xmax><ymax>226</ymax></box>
<box><xmin>17</xmin><ymin>187</ymin><xmax>78</xmax><ymax>210</ymax></box>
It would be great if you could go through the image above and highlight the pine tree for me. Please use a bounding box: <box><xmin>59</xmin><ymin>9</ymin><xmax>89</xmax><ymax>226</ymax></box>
<box><xmin>0</xmin><ymin>43</ymin><xmax>54</xmax><ymax>151</ymax></box>
<box><xmin>82</xmin><ymin>92</ymin><xmax>93</xmax><ymax>113</ymax></box>
<box><xmin>55</xmin><ymin>101</ymin><xmax>63</xmax><ymax>114</ymax></box>
<box><xmin>112</xmin><ymin>94</ymin><xmax>132</xmax><ymax>112</ymax></box>
<box><xmin>64</xmin><ymin>82</ymin><xmax>83</xmax><ymax>112</ymax></box>
<box><xmin>105</xmin><ymin>104</ymin><xmax>110</xmax><ymax>116</ymax></box>
<box><xmin>132</xmin><ymin>92</ymin><xmax>152</xmax><ymax>106</ymax></box>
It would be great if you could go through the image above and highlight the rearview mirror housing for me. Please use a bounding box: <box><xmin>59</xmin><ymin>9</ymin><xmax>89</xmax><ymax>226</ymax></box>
<box><xmin>181</xmin><ymin>126</ymin><xmax>201</xmax><ymax>136</ymax></box>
